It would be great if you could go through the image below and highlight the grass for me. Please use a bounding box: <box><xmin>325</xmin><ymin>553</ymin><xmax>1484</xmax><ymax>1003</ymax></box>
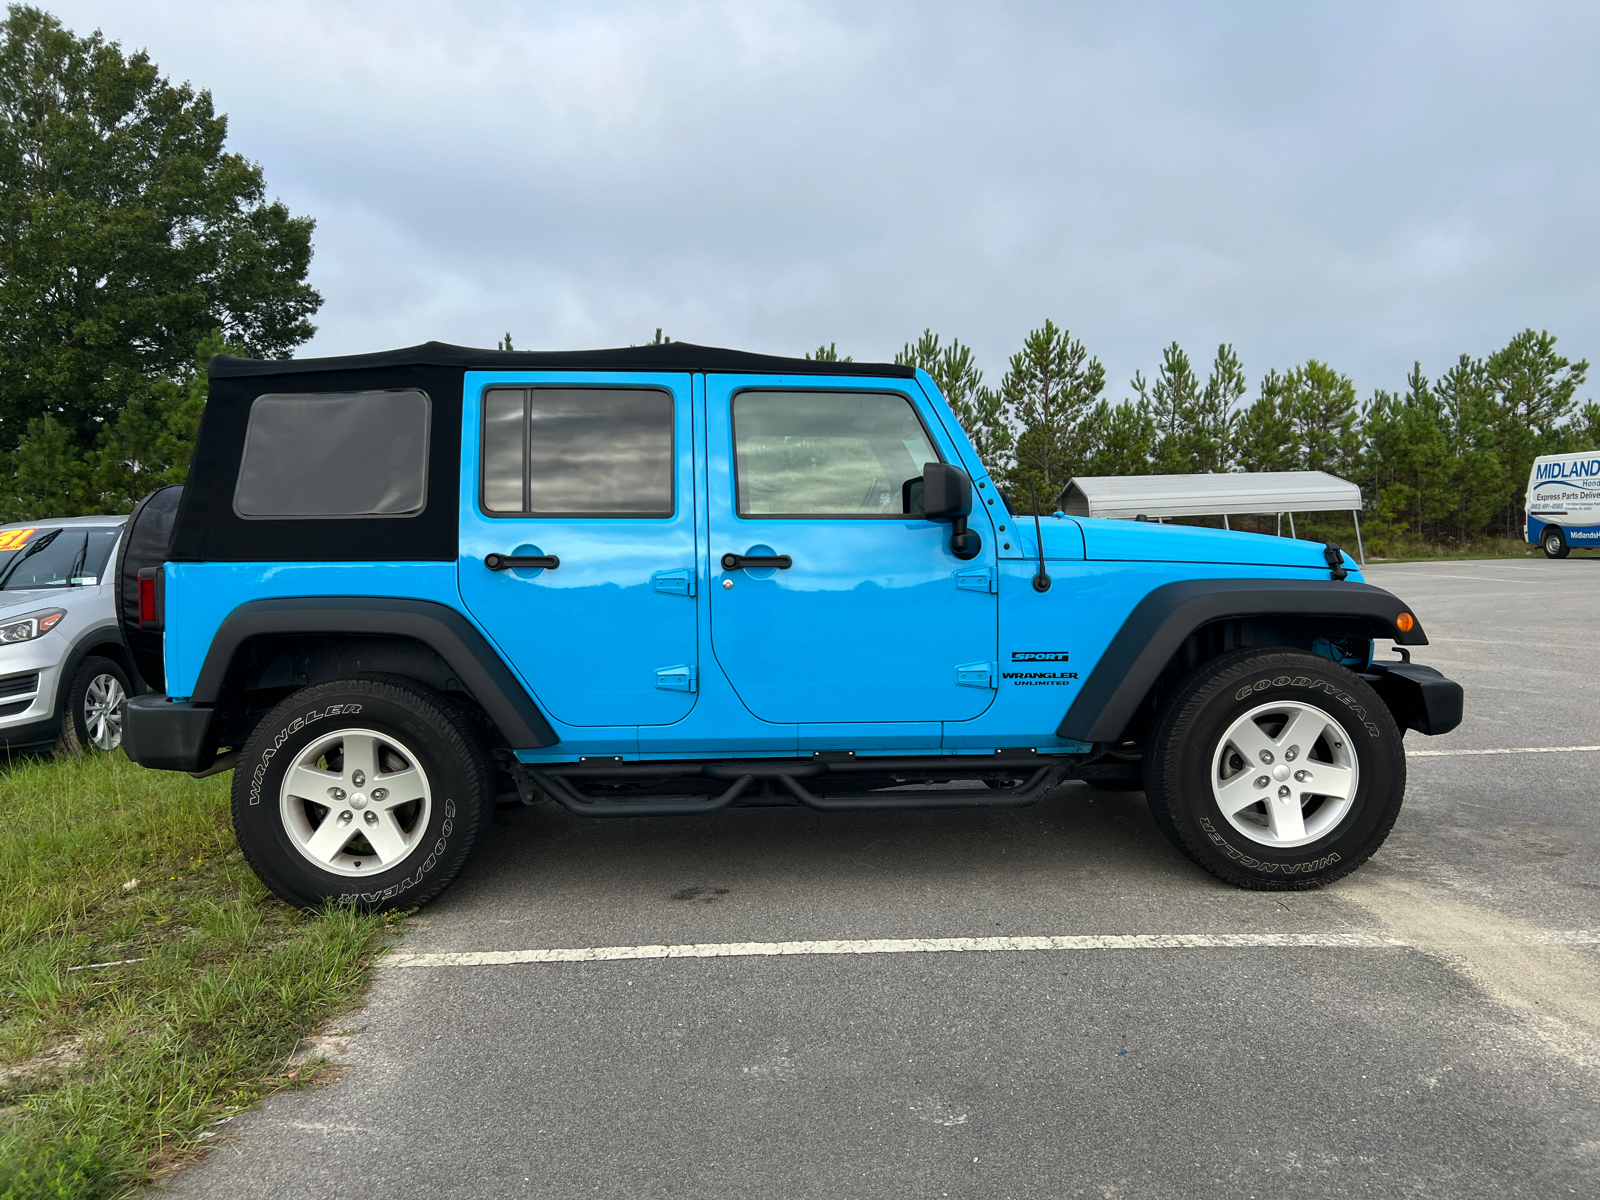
<box><xmin>0</xmin><ymin>751</ymin><xmax>397</xmax><ymax>1199</ymax></box>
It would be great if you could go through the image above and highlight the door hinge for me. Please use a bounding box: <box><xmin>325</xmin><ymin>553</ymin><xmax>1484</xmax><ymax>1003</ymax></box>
<box><xmin>956</xmin><ymin>661</ymin><xmax>997</xmax><ymax>689</ymax></box>
<box><xmin>955</xmin><ymin>566</ymin><xmax>997</xmax><ymax>593</ymax></box>
<box><xmin>655</xmin><ymin>664</ymin><xmax>698</xmax><ymax>693</ymax></box>
<box><xmin>652</xmin><ymin>568</ymin><xmax>696</xmax><ymax>597</ymax></box>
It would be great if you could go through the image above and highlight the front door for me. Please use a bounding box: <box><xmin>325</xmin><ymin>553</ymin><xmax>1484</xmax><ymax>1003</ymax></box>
<box><xmin>458</xmin><ymin>372</ymin><xmax>699</xmax><ymax>727</ymax></box>
<box><xmin>704</xmin><ymin>376</ymin><xmax>998</xmax><ymax>725</ymax></box>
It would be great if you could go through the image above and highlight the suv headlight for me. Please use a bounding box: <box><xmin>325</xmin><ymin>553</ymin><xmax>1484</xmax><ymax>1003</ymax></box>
<box><xmin>0</xmin><ymin>609</ymin><xmax>66</xmax><ymax>645</ymax></box>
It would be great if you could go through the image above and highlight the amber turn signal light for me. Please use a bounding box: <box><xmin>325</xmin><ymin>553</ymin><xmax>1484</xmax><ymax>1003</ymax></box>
<box><xmin>1395</xmin><ymin>612</ymin><xmax>1415</xmax><ymax>633</ymax></box>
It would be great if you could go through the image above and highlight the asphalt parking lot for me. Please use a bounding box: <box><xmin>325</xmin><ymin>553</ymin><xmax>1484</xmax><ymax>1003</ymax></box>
<box><xmin>174</xmin><ymin>558</ymin><xmax>1600</xmax><ymax>1199</ymax></box>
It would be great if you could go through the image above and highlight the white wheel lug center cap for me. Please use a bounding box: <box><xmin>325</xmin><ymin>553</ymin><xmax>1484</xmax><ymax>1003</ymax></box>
<box><xmin>350</xmin><ymin>792</ymin><xmax>368</xmax><ymax>809</ymax></box>
<box><xmin>1272</xmin><ymin>764</ymin><xmax>1290</xmax><ymax>782</ymax></box>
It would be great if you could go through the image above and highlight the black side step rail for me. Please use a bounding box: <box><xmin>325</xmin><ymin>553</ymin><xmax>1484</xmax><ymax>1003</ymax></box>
<box><xmin>521</xmin><ymin>755</ymin><xmax>1073</xmax><ymax>818</ymax></box>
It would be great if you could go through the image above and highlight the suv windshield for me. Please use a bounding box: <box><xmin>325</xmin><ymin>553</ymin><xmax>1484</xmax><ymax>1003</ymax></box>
<box><xmin>0</xmin><ymin>527</ymin><xmax>121</xmax><ymax>591</ymax></box>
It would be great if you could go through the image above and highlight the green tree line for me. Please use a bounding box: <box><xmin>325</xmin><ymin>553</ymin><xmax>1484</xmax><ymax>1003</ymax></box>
<box><xmin>893</xmin><ymin>323</ymin><xmax>1598</xmax><ymax>547</ymax></box>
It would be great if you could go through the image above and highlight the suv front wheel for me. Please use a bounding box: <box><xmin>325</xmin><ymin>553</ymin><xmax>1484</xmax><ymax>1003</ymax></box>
<box><xmin>56</xmin><ymin>655</ymin><xmax>131</xmax><ymax>755</ymax></box>
<box><xmin>1144</xmin><ymin>649</ymin><xmax>1405</xmax><ymax>890</ymax></box>
<box><xmin>231</xmin><ymin>676</ymin><xmax>493</xmax><ymax>910</ymax></box>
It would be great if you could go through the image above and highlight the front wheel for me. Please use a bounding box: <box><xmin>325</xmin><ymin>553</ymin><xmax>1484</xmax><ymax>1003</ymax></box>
<box><xmin>1542</xmin><ymin>526</ymin><xmax>1569</xmax><ymax>558</ymax></box>
<box><xmin>56</xmin><ymin>656</ymin><xmax>131</xmax><ymax>755</ymax></box>
<box><xmin>1144</xmin><ymin>649</ymin><xmax>1405</xmax><ymax>890</ymax></box>
<box><xmin>231</xmin><ymin>676</ymin><xmax>493</xmax><ymax>910</ymax></box>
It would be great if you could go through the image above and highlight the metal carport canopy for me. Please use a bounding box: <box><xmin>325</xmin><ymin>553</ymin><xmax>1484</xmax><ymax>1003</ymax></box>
<box><xmin>1059</xmin><ymin>471</ymin><xmax>1362</xmax><ymax>520</ymax></box>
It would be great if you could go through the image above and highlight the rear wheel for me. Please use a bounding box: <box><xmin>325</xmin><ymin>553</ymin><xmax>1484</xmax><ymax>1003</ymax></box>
<box><xmin>55</xmin><ymin>656</ymin><xmax>130</xmax><ymax>755</ymax></box>
<box><xmin>231</xmin><ymin>676</ymin><xmax>493</xmax><ymax>910</ymax></box>
<box><xmin>1144</xmin><ymin>648</ymin><xmax>1405</xmax><ymax>890</ymax></box>
<box><xmin>1542</xmin><ymin>526</ymin><xmax>1570</xmax><ymax>558</ymax></box>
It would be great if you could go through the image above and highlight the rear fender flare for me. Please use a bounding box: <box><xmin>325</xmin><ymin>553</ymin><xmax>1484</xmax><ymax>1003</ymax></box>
<box><xmin>1057</xmin><ymin>578</ymin><xmax>1428</xmax><ymax>743</ymax></box>
<box><xmin>191</xmin><ymin>597</ymin><xmax>557</xmax><ymax>748</ymax></box>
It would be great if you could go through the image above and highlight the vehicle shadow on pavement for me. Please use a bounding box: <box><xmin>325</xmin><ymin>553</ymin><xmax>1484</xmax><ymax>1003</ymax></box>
<box><xmin>407</xmin><ymin>782</ymin><xmax>1345</xmax><ymax>951</ymax></box>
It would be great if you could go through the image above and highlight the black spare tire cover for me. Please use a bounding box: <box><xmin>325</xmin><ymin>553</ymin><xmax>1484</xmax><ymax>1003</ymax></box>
<box><xmin>115</xmin><ymin>485</ymin><xmax>183</xmax><ymax>692</ymax></box>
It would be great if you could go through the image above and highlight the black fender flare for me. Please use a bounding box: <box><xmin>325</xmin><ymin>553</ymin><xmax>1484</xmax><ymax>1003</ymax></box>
<box><xmin>1056</xmin><ymin>578</ymin><xmax>1429</xmax><ymax>743</ymax></box>
<box><xmin>191</xmin><ymin>597</ymin><xmax>558</xmax><ymax>748</ymax></box>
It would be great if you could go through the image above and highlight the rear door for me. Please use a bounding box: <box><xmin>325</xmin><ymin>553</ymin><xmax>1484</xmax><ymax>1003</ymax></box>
<box><xmin>458</xmin><ymin>373</ymin><xmax>699</xmax><ymax>727</ymax></box>
<box><xmin>703</xmin><ymin>375</ymin><xmax>998</xmax><ymax>725</ymax></box>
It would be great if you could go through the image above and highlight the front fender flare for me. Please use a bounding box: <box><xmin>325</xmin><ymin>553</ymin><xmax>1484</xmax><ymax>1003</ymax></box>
<box><xmin>1056</xmin><ymin>578</ymin><xmax>1428</xmax><ymax>743</ymax></box>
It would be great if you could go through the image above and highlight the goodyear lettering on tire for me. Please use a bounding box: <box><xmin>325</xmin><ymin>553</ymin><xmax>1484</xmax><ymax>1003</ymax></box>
<box><xmin>1233</xmin><ymin>676</ymin><xmax>1380</xmax><ymax>737</ymax></box>
<box><xmin>340</xmin><ymin>798</ymin><xmax>457</xmax><ymax>905</ymax></box>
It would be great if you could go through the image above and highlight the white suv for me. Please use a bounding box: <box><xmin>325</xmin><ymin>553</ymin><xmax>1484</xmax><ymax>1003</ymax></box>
<box><xmin>0</xmin><ymin>516</ymin><xmax>134</xmax><ymax>753</ymax></box>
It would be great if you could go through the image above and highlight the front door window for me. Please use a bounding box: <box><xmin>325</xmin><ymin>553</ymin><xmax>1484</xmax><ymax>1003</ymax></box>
<box><xmin>707</xmin><ymin>381</ymin><xmax>997</xmax><ymax>727</ymax></box>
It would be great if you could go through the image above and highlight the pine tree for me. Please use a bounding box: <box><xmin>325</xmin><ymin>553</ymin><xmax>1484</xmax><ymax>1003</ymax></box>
<box><xmin>1359</xmin><ymin>364</ymin><xmax>1451</xmax><ymax>543</ymax></box>
<box><xmin>896</xmin><ymin>329</ymin><xmax>1012</xmax><ymax>482</ymax></box>
<box><xmin>1083</xmin><ymin>399</ymin><xmax>1155</xmax><ymax>476</ymax></box>
<box><xmin>1194</xmin><ymin>344</ymin><xmax>1245</xmax><ymax>473</ymax></box>
<box><xmin>1148</xmin><ymin>342</ymin><xmax>1203</xmax><ymax>473</ymax></box>
<box><xmin>1235</xmin><ymin>370</ymin><xmax>1296</xmax><ymax>472</ymax></box>
<box><xmin>1001</xmin><ymin>320</ymin><xmax>1105</xmax><ymax>511</ymax></box>
<box><xmin>1288</xmin><ymin>361</ymin><xmax>1361</xmax><ymax>477</ymax></box>
<box><xmin>1434</xmin><ymin>354</ymin><xmax>1506</xmax><ymax>543</ymax></box>
<box><xmin>1481</xmin><ymin>329</ymin><xmax>1588</xmax><ymax>536</ymax></box>
<box><xmin>805</xmin><ymin>342</ymin><xmax>849</xmax><ymax>362</ymax></box>
<box><xmin>4</xmin><ymin>414</ymin><xmax>81</xmax><ymax>520</ymax></box>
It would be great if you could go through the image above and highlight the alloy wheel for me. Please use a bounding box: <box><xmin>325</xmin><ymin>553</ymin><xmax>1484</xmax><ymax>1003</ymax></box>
<box><xmin>1210</xmin><ymin>700</ymin><xmax>1360</xmax><ymax>848</ymax></box>
<box><xmin>84</xmin><ymin>672</ymin><xmax>126</xmax><ymax>751</ymax></box>
<box><xmin>279</xmin><ymin>728</ymin><xmax>433</xmax><ymax>877</ymax></box>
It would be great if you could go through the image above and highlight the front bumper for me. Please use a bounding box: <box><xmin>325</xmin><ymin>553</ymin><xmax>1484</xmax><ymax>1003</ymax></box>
<box><xmin>0</xmin><ymin>652</ymin><xmax>62</xmax><ymax>749</ymax></box>
<box><xmin>1363</xmin><ymin>659</ymin><xmax>1464</xmax><ymax>736</ymax></box>
<box><xmin>121</xmin><ymin>694</ymin><xmax>214</xmax><ymax>771</ymax></box>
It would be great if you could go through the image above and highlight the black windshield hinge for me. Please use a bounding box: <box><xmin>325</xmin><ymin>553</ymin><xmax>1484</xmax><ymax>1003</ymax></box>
<box><xmin>1323</xmin><ymin>542</ymin><xmax>1348</xmax><ymax>581</ymax></box>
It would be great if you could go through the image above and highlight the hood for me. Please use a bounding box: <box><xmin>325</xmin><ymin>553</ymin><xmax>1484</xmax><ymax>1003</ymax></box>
<box><xmin>0</xmin><ymin>585</ymin><xmax>92</xmax><ymax>615</ymax></box>
<box><xmin>1074</xmin><ymin>517</ymin><xmax>1352</xmax><ymax>571</ymax></box>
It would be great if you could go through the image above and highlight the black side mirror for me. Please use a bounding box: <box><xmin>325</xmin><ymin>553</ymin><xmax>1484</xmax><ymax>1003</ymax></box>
<box><xmin>920</xmin><ymin>462</ymin><xmax>972</xmax><ymax>521</ymax></box>
<box><xmin>910</xmin><ymin>462</ymin><xmax>981</xmax><ymax>560</ymax></box>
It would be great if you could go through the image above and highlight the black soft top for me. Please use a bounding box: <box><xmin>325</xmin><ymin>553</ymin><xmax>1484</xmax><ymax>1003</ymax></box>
<box><xmin>174</xmin><ymin>341</ymin><xmax>913</xmax><ymax>564</ymax></box>
<box><xmin>209</xmin><ymin>341</ymin><xmax>914</xmax><ymax>380</ymax></box>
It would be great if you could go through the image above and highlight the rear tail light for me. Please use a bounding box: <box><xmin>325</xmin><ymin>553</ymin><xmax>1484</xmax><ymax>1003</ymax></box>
<box><xmin>137</xmin><ymin>567</ymin><xmax>164</xmax><ymax>630</ymax></box>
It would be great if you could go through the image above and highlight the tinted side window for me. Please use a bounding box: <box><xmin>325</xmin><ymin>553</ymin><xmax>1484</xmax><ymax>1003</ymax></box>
<box><xmin>82</xmin><ymin>528</ymin><xmax>121</xmax><ymax>581</ymax></box>
<box><xmin>481</xmin><ymin>388</ymin><xmax>674</xmax><ymax>517</ymax></box>
<box><xmin>733</xmin><ymin>391</ymin><xmax>940</xmax><ymax>517</ymax></box>
<box><xmin>235</xmin><ymin>390</ymin><xmax>430</xmax><ymax>519</ymax></box>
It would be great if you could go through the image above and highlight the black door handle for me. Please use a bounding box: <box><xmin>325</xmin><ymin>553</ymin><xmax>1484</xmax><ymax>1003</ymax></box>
<box><xmin>485</xmin><ymin>553</ymin><xmax>560</xmax><ymax>571</ymax></box>
<box><xmin>721</xmin><ymin>553</ymin><xmax>792</xmax><ymax>570</ymax></box>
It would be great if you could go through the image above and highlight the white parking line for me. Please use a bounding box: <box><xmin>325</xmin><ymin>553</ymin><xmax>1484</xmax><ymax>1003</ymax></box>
<box><xmin>385</xmin><ymin>929</ymin><xmax>1600</xmax><ymax>968</ymax></box>
<box><xmin>1408</xmin><ymin>745</ymin><xmax>1600</xmax><ymax>758</ymax></box>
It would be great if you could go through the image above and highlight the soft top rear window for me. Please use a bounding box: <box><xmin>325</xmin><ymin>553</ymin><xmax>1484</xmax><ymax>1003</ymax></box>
<box><xmin>235</xmin><ymin>390</ymin><xmax>431</xmax><ymax>519</ymax></box>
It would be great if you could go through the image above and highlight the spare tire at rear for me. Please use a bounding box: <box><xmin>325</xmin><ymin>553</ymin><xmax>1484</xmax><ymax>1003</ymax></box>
<box><xmin>114</xmin><ymin>484</ymin><xmax>183</xmax><ymax>692</ymax></box>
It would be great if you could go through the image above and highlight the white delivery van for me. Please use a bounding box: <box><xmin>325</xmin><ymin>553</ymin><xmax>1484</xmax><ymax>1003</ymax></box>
<box><xmin>1526</xmin><ymin>450</ymin><xmax>1600</xmax><ymax>557</ymax></box>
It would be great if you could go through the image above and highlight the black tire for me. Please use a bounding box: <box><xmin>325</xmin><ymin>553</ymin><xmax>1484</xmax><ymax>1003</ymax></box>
<box><xmin>231</xmin><ymin>675</ymin><xmax>493</xmax><ymax>911</ymax></box>
<box><xmin>1542</xmin><ymin>526</ymin><xmax>1570</xmax><ymax>559</ymax></box>
<box><xmin>55</xmin><ymin>656</ymin><xmax>132</xmax><ymax>756</ymax></box>
<box><xmin>1144</xmin><ymin>648</ymin><xmax>1406</xmax><ymax>890</ymax></box>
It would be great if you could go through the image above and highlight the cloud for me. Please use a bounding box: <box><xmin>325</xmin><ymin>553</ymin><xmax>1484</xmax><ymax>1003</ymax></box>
<box><xmin>46</xmin><ymin>0</ymin><xmax>1600</xmax><ymax>398</ymax></box>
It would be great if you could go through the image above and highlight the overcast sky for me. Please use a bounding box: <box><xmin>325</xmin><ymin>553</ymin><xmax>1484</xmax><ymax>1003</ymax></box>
<box><xmin>47</xmin><ymin>0</ymin><xmax>1600</xmax><ymax>404</ymax></box>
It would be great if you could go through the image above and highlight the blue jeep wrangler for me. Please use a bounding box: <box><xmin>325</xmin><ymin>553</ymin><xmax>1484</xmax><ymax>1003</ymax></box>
<box><xmin>117</xmin><ymin>342</ymin><xmax>1463</xmax><ymax>909</ymax></box>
